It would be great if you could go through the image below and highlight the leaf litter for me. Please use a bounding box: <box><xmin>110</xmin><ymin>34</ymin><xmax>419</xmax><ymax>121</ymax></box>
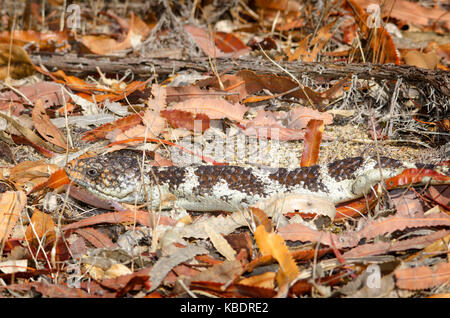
<box><xmin>0</xmin><ymin>0</ymin><xmax>449</xmax><ymax>299</ymax></box>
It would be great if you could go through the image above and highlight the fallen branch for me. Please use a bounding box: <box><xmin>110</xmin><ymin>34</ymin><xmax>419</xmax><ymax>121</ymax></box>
<box><xmin>30</xmin><ymin>53</ymin><xmax>450</xmax><ymax>96</ymax></box>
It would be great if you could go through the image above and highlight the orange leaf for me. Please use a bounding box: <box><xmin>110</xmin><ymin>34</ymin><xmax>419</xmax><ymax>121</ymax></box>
<box><xmin>335</xmin><ymin>191</ymin><xmax>377</xmax><ymax>220</ymax></box>
<box><xmin>385</xmin><ymin>168</ymin><xmax>450</xmax><ymax>189</ymax></box>
<box><xmin>300</xmin><ymin>119</ymin><xmax>324</xmax><ymax>167</ymax></box>
<box><xmin>254</xmin><ymin>225</ymin><xmax>299</xmax><ymax>283</ymax></box>
<box><xmin>9</xmin><ymin>160</ymin><xmax>59</xmax><ymax>191</ymax></box>
<box><xmin>25</xmin><ymin>208</ymin><xmax>55</xmax><ymax>245</ymax></box>
<box><xmin>30</xmin><ymin>168</ymin><xmax>70</xmax><ymax>195</ymax></box>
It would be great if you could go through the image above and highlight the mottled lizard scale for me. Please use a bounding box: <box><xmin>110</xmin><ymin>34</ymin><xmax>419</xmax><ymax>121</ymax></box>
<box><xmin>65</xmin><ymin>150</ymin><xmax>449</xmax><ymax>211</ymax></box>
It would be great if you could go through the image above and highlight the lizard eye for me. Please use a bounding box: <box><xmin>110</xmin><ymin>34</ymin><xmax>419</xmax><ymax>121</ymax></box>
<box><xmin>86</xmin><ymin>168</ymin><xmax>99</xmax><ymax>178</ymax></box>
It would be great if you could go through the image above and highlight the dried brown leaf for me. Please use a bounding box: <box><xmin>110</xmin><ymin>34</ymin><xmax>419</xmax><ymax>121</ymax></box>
<box><xmin>352</xmin><ymin>0</ymin><xmax>450</xmax><ymax>29</ymax></box>
<box><xmin>239</xmin><ymin>272</ymin><xmax>276</xmax><ymax>289</ymax></box>
<box><xmin>0</xmin><ymin>44</ymin><xmax>34</xmax><ymax>80</ymax></box>
<box><xmin>148</xmin><ymin>244</ymin><xmax>208</xmax><ymax>292</ymax></box>
<box><xmin>74</xmin><ymin>228</ymin><xmax>118</xmax><ymax>249</ymax></box>
<box><xmin>395</xmin><ymin>262</ymin><xmax>450</xmax><ymax>290</ymax></box>
<box><xmin>0</xmin><ymin>191</ymin><xmax>26</xmax><ymax>242</ymax></box>
<box><xmin>343</xmin><ymin>230</ymin><xmax>450</xmax><ymax>258</ymax></box>
<box><xmin>184</xmin><ymin>25</ymin><xmax>250</xmax><ymax>58</ymax></box>
<box><xmin>160</xmin><ymin>109</ymin><xmax>210</xmax><ymax>132</ymax></box>
<box><xmin>279</xmin><ymin>213</ymin><xmax>450</xmax><ymax>248</ymax></box>
<box><xmin>254</xmin><ymin>193</ymin><xmax>336</xmax><ymax>220</ymax></box>
<box><xmin>300</xmin><ymin>119</ymin><xmax>324</xmax><ymax>167</ymax></box>
<box><xmin>204</xmin><ymin>223</ymin><xmax>236</xmax><ymax>261</ymax></box>
<box><xmin>169</xmin><ymin>97</ymin><xmax>249</xmax><ymax>122</ymax></box>
<box><xmin>32</xmin><ymin>99</ymin><xmax>67</xmax><ymax>149</ymax></box>
<box><xmin>25</xmin><ymin>208</ymin><xmax>55</xmax><ymax>245</ymax></box>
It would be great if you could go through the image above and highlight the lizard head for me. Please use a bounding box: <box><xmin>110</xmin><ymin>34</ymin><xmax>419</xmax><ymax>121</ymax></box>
<box><xmin>65</xmin><ymin>150</ymin><xmax>145</xmax><ymax>203</ymax></box>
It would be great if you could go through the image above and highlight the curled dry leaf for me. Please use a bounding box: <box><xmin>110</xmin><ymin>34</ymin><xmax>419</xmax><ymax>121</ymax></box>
<box><xmin>8</xmin><ymin>160</ymin><xmax>59</xmax><ymax>190</ymax></box>
<box><xmin>190</xmin><ymin>280</ymin><xmax>277</xmax><ymax>298</ymax></box>
<box><xmin>424</xmin><ymin>185</ymin><xmax>449</xmax><ymax>209</ymax></box>
<box><xmin>405</xmin><ymin>233</ymin><xmax>450</xmax><ymax>263</ymax></box>
<box><xmin>188</xmin><ymin>260</ymin><xmax>244</xmax><ymax>287</ymax></box>
<box><xmin>290</xmin><ymin>20</ymin><xmax>337</xmax><ymax>63</ymax></box>
<box><xmin>62</xmin><ymin>210</ymin><xmax>177</xmax><ymax>233</ymax></box>
<box><xmin>287</xmin><ymin>107</ymin><xmax>333</xmax><ymax>129</ymax></box>
<box><xmin>165</xmin><ymin>86</ymin><xmax>228</xmax><ymax>103</ymax></box>
<box><xmin>74</xmin><ymin>228</ymin><xmax>118</xmax><ymax>249</ymax></box>
<box><xmin>8</xmin><ymin>161</ymin><xmax>59</xmax><ymax>194</ymax></box>
<box><xmin>0</xmin><ymin>259</ymin><xmax>27</xmax><ymax>274</ymax></box>
<box><xmin>249</xmin><ymin>207</ymin><xmax>273</xmax><ymax>233</ymax></box>
<box><xmin>335</xmin><ymin>192</ymin><xmax>378</xmax><ymax>220</ymax></box>
<box><xmin>160</xmin><ymin>213</ymin><xmax>248</xmax><ymax>243</ymax></box>
<box><xmin>242</xmin><ymin>109</ymin><xmax>305</xmax><ymax>140</ymax></box>
<box><xmin>141</xmin><ymin>109</ymin><xmax>167</xmax><ymax>136</ymax></box>
<box><xmin>242</xmin><ymin>107</ymin><xmax>332</xmax><ymax>141</ymax></box>
<box><xmin>389</xmin><ymin>189</ymin><xmax>424</xmax><ymax>217</ymax></box>
<box><xmin>104</xmin><ymin>264</ymin><xmax>133</xmax><ymax>280</ymax></box>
